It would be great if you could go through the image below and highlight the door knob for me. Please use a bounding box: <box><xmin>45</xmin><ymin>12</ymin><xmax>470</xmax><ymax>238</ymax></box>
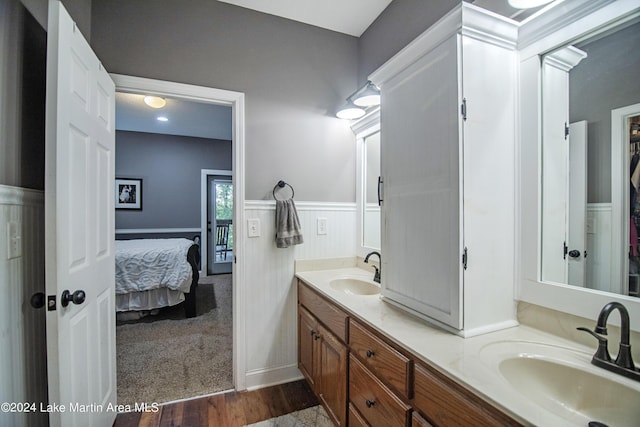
<box><xmin>568</xmin><ymin>250</ymin><xmax>581</xmax><ymax>258</ymax></box>
<box><xmin>61</xmin><ymin>290</ymin><xmax>86</xmax><ymax>307</ymax></box>
<box><xmin>30</xmin><ymin>292</ymin><xmax>45</xmax><ymax>309</ymax></box>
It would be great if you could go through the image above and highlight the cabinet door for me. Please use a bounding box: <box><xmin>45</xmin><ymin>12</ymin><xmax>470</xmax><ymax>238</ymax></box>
<box><xmin>318</xmin><ymin>324</ymin><xmax>348</xmax><ymax>426</ymax></box>
<box><xmin>381</xmin><ymin>34</ymin><xmax>462</xmax><ymax>329</ymax></box>
<box><xmin>298</xmin><ymin>307</ymin><xmax>319</xmax><ymax>391</ymax></box>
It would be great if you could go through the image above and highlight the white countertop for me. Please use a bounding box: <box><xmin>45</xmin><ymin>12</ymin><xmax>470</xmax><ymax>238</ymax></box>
<box><xmin>295</xmin><ymin>266</ymin><xmax>640</xmax><ymax>427</ymax></box>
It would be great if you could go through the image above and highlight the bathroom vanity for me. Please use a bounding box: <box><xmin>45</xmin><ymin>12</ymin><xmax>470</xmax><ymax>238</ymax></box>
<box><xmin>296</xmin><ymin>264</ymin><xmax>640</xmax><ymax>427</ymax></box>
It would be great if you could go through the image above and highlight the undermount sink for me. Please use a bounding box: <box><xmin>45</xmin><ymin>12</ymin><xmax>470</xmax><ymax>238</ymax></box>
<box><xmin>479</xmin><ymin>341</ymin><xmax>640</xmax><ymax>427</ymax></box>
<box><xmin>329</xmin><ymin>277</ymin><xmax>380</xmax><ymax>295</ymax></box>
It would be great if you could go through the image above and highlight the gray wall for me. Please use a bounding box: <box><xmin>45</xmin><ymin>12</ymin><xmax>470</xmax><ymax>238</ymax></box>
<box><xmin>0</xmin><ymin>0</ymin><xmax>93</xmax><ymax>191</ymax></box>
<box><xmin>115</xmin><ymin>130</ymin><xmax>231</xmax><ymax>230</ymax></box>
<box><xmin>0</xmin><ymin>0</ymin><xmax>46</xmax><ymax>190</ymax></box>
<box><xmin>20</xmin><ymin>0</ymin><xmax>92</xmax><ymax>38</ymax></box>
<box><xmin>357</xmin><ymin>0</ymin><xmax>460</xmax><ymax>84</ymax></box>
<box><xmin>570</xmin><ymin>22</ymin><xmax>640</xmax><ymax>203</ymax></box>
<box><xmin>91</xmin><ymin>0</ymin><xmax>358</xmax><ymax>203</ymax></box>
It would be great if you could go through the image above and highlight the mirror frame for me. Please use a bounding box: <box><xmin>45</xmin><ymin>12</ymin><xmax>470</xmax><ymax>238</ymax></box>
<box><xmin>518</xmin><ymin>0</ymin><xmax>640</xmax><ymax>331</ymax></box>
<box><xmin>352</xmin><ymin>107</ymin><xmax>381</xmax><ymax>258</ymax></box>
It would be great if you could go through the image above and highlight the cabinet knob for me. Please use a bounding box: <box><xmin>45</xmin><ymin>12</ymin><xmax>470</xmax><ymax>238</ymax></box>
<box><xmin>365</xmin><ymin>399</ymin><xmax>375</xmax><ymax>408</ymax></box>
<box><xmin>366</xmin><ymin>349</ymin><xmax>375</xmax><ymax>358</ymax></box>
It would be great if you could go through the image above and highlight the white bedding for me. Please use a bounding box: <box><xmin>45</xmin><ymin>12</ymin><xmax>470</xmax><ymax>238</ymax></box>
<box><xmin>115</xmin><ymin>238</ymin><xmax>194</xmax><ymax>296</ymax></box>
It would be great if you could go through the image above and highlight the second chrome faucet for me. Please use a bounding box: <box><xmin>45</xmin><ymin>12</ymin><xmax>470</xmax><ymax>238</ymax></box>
<box><xmin>364</xmin><ymin>251</ymin><xmax>381</xmax><ymax>284</ymax></box>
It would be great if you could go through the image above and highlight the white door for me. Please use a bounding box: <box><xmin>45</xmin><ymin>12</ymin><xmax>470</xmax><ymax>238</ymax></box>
<box><xmin>568</xmin><ymin>121</ymin><xmax>588</xmax><ymax>286</ymax></box>
<box><xmin>44</xmin><ymin>2</ymin><xmax>116</xmax><ymax>427</ymax></box>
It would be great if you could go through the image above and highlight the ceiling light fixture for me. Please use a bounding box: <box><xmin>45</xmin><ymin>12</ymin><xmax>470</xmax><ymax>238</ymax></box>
<box><xmin>156</xmin><ymin>116</ymin><xmax>169</xmax><ymax>122</ymax></box>
<box><xmin>144</xmin><ymin>96</ymin><xmax>167</xmax><ymax>109</ymax></box>
<box><xmin>508</xmin><ymin>0</ymin><xmax>554</xmax><ymax>9</ymax></box>
<box><xmin>336</xmin><ymin>81</ymin><xmax>380</xmax><ymax>120</ymax></box>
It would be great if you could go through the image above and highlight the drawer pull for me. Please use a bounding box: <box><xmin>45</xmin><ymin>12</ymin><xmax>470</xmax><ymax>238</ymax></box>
<box><xmin>366</xmin><ymin>349</ymin><xmax>375</xmax><ymax>358</ymax></box>
<box><xmin>365</xmin><ymin>399</ymin><xmax>375</xmax><ymax>408</ymax></box>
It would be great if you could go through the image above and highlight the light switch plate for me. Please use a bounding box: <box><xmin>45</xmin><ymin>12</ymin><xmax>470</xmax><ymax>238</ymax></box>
<box><xmin>7</xmin><ymin>221</ymin><xmax>22</xmax><ymax>259</ymax></box>
<box><xmin>247</xmin><ymin>218</ymin><xmax>261</xmax><ymax>238</ymax></box>
<box><xmin>317</xmin><ymin>217</ymin><xmax>327</xmax><ymax>235</ymax></box>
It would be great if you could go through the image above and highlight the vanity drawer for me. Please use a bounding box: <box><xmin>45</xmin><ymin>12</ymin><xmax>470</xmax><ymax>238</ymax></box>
<box><xmin>298</xmin><ymin>281</ymin><xmax>348</xmax><ymax>342</ymax></box>
<box><xmin>349</xmin><ymin>354</ymin><xmax>411</xmax><ymax>427</ymax></box>
<box><xmin>349</xmin><ymin>319</ymin><xmax>411</xmax><ymax>397</ymax></box>
<box><xmin>413</xmin><ymin>363</ymin><xmax>521</xmax><ymax>427</ymax></box>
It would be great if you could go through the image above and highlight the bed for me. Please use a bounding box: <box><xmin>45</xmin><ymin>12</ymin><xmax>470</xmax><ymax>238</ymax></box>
<box><xmin>115</xmin><ymin>238</ymin><xmax>200</xmax><ymax>318</ymax></box>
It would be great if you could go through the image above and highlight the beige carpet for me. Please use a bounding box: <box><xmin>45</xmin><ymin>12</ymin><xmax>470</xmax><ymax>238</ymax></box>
<box><xmin>116</xmin><ymin>274</ymin><xmax>233</xmax><ymax>406</ymax></box>
<box><xmin>244</xmin><ymin>406</ymin><xmax>331</xmax><ymax>427</ymax></box>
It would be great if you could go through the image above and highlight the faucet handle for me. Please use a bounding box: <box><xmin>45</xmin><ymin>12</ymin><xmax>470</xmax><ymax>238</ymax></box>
<box><xmin>577</xmin><ymin>327</ymin><xmax>612</xmax><ymax>362</ymax></box>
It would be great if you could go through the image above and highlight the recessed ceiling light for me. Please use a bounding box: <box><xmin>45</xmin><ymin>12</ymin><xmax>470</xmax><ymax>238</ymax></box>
<box><xmin>144</xmin><ymin>96</ymin><xmax>166</xmax><ymax>109</ymax></box>
<box><xmin>157</xmin><ymin>116</ymin><xmax>169</xmax><ymax>122</ymax></box>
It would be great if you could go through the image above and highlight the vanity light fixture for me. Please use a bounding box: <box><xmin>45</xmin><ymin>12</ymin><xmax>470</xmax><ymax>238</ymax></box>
<box><xmin>144</xmin><ymin>95</ymin><xmax>166</xmax><ymax>109</ymax></box>
<box><xmin>336</xmin><ymin>99</ymin><xmax>366</xmax><ymax>120</ymax></box>
<box><xmin>336</xmin><ymin>81</ymin><xmax>380</xmax><ymax>120</ymax></box>
<box><xmin>508</xmin><ymin>0</ymin><xmax>554</xmax><ymax>8</ymax></box>
<box><xmin>353</xmin><ymin>81</ymin><xmax>381</xmax><ymax>107</ymax></box>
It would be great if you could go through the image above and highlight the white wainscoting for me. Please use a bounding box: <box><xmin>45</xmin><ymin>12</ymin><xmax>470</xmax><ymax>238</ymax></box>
<box><xmin>0</xmin><ymin>185</ymin><xmax>47</xmax><ymax>427</ymax></box>
<box><xmin>242</xmin><ymin>200</ymin><xmax>356</xmax><ymax>389</ymax></box>
<box><xmin>586</xmin><ymin>203</ymin><xmax>612</xmax><ymax>292</ymax></box>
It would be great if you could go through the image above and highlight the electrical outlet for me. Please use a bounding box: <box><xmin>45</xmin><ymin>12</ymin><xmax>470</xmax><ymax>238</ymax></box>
<box><xmin>317</xmin><ymin>217</ymin><xmax>327</xmax><ymax>235</ymax></box>
<box><xmin>247</xmin><ymin>218</ymin><xmax>261</xmax><ymax>238</ymax></box>
<box><xmin>7</xmin><ymin>221</ymin><xmax>22</xmax><ymax>259</ymax></box>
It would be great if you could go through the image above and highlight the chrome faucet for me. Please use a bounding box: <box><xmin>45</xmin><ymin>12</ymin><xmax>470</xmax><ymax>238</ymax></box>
<box><xmin>577</xmin><ymin>302</ymin><xmax>639</xmax><ymax>382</ymax></box>
<box><xmin>364</xmin><ymin>251</ymin><xmax>381</xmax><ymax>283</ymax></box>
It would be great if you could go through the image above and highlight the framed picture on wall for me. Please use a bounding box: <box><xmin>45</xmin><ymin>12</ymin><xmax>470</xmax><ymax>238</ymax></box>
<box><xmin>115</xmin><ymin>178</ymin><xmax>142</xmax><ymax>210</ymax></box>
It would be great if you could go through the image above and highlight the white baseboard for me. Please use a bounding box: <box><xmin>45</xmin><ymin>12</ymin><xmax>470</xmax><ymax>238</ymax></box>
<box><xmin>244</xmin><ymin>364</ymin><xmax>303</xmax><ymax>391</ymax></box>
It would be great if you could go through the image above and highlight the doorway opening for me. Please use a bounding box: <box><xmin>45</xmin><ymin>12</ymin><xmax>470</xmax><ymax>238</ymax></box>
<box><xmin>111</xmin><ymin>74</ymin><xmax>246</xmax><ymax>404</ymax></box>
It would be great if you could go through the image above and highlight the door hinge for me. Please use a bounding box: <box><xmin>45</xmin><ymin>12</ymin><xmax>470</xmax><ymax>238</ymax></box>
<box><xmin>564</xmin><ymin>122</ymin><xmax>569</xmax><ymax>140</ymax></box>
<box><xmin>462</xmin><ymin>247</ymin><xmax>468</xmax><ymax>270</ymax></box>
<box><xmin>234</xmin><ymin>255</ymin><xmax>237</xmax><ymax>264</ymax></box>
<box><xmin>461</xmin><ymin>98</ymin><xmax>467</xmax><ymax>121</ymax></box>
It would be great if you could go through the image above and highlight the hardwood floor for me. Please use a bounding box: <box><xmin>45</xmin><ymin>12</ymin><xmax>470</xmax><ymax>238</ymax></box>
<box><xmin>113</xmin><ymin>380</ymin><xmax>319</xmax><ymax>427</ymax></box>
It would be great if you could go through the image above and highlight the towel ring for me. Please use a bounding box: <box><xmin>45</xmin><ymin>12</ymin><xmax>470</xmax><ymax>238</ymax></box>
<box><xmin>273</xmin><ymin>180</ymin><xmax>295</xmax><ymax>200</ymax></box>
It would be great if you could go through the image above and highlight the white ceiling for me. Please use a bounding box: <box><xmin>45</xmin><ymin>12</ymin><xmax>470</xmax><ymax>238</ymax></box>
<box><xmin>115</xmin><ymin>93</ymin><xmax>232</xmax><ymax>141</ymax></box>
<box><xmin>216</xmin><ymin>0</ymin><xmax>552</xmax><ymax>38</ymax></box>
<box><xmin>217</xmin><ymin>0</ymin><xmax>393</xmax><ymax>37</ymax></box>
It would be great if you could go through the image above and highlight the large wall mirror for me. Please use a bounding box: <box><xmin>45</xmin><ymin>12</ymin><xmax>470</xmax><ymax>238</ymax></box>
<box><xmin>519</xmin><ymin>0</ymin><xmax>640</xmax><ymax>330</ymax></box>
<box><xmin>541</xmin><ymin>18</ymin><xmax>640</xmax><ymax>298</ymax></box>
<box><xmin>353</xmin><ymin>109</ymin><xmax>381</xmax><ymax>256</ymax></box>
<box><xmin>363</xmin><ymin>131</ymin><xmax>381</xmax><ymax>249</ymax></box>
